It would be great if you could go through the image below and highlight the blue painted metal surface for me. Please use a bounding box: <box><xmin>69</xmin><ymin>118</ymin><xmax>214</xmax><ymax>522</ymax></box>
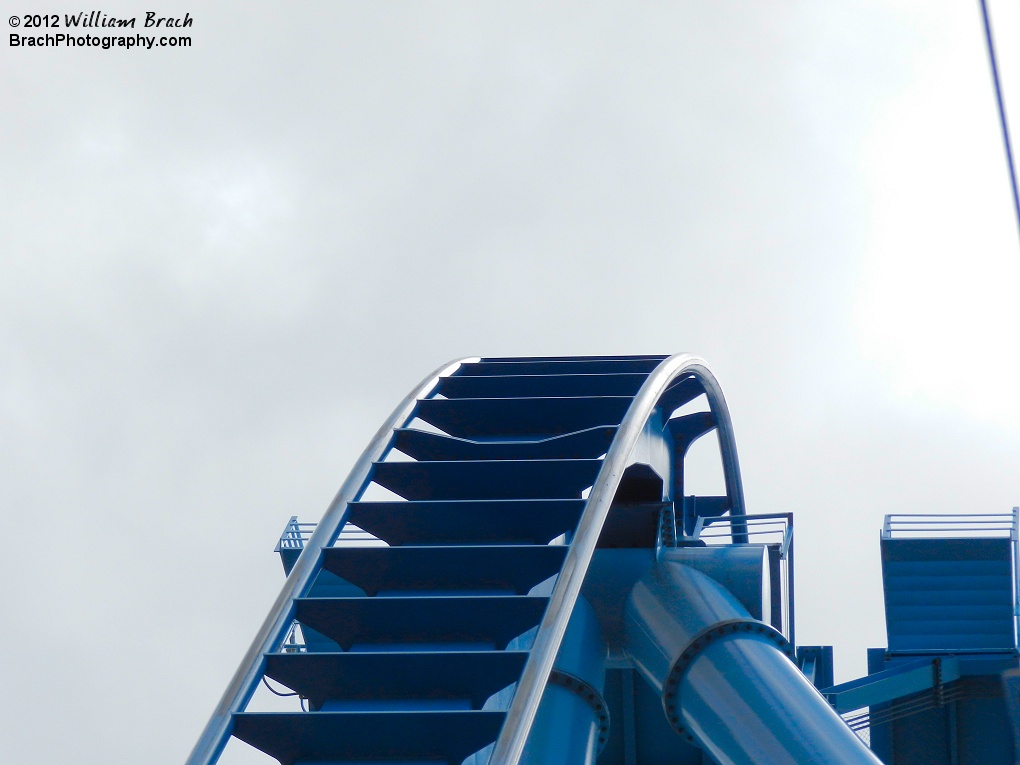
<box><xmin>798</xmin><ymin>645</ymin><xmax>835</xmax><ymax>689</ymax></box>
<box><xmin>882</xmin><ymin>536</ymin><xmax>1016</xmax><ymax>653</ymax></box>
<box><xmin>190</xmin><ymin>355</ymin><xmax>1020</xmax><ymax>765</ymax></box>
<box><xmin>624</xmin><ymin>555</ymin><xmax>878</xmax><ymax>764</ymax></box>
<box><xmin>521</xmin><ymin>597</ymin><xmax>609</xmax><ymax>765</ymax></box>
<box><xmin>824</xmin><ymin>656</ymin><xmax>963</xmax><ymax>714</ymax></box>
<box><xmin>1002</xmin><ymin>668</ymin><xmax>1020</xmax><ymax>757</ymax></box>
<box><xmin>834</xmin><ymin>511</ymin><xmax>1020</xmax><ymax>764</ymax></box>
<box><xmin>862</xmin><ymin>649</ymin><xmax>1018</xmax><ymax>764</ymax></box>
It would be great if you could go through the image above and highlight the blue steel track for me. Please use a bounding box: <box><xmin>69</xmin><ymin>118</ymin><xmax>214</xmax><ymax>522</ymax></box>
<box><xmin>188</xmin><ymin>354</ymin><xmax>1019</xmax><ymax>765</ymax></box>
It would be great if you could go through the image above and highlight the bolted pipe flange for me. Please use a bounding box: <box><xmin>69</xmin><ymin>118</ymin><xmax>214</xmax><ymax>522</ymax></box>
<box><xmin>661</xmin><ymin>618</ymin><xmax>795</xmax><ymax>740</ymax></box>
<box><xmin>548</xmin><ymin>670</ymin><xmax>611</xmax><ymax>752</ymax></box>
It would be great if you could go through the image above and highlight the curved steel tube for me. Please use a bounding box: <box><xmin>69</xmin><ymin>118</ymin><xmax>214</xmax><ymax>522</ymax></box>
<box><xmin>490</xmin><ymin>353</ymin><xmax>744</xmax><ymax>765</ymax></box>
<box><xmin>696</xmin><ymin>365</ymin><xmax>744</xmax><ymax>518</ymax></box>
<box><xmin>623</xmin><ymin>559</ymin><xmax>879</xmax><ymax>763</ymax></box>
<box><xmin>185</xmin><ymin>357</ymin><xmax>478</xmax><ymax>765</ymax></box>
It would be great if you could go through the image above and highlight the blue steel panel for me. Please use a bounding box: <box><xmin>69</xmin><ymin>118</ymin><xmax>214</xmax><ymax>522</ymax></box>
<box><xmin>294</xmin><ymin>595</ymin><xmax>549</xmax><ymax>650</ymax></box>
<box><xmin>767</xmin><ymin>546</ymin><xmax>786</xmax><ymax>636</ymax></box>
<box><xmin>796</xmin><ymin>646</ymin><xmax>834</xmax><ymax>689</ymax></box>
<box><xmin>232</xmin><ymin>710</ymin><xmax>506</xmax><ymax>765</ymax></box>
<box><xmin>682</xmin><ymin>496</ymin><xmax>732</xmax><ymax>520</ymax></box>
<box><xmin>882</xmin><ymin>537</ymin><xmax>1013</xmax><ymax>564</ymax></box>
<box><xmin>263</xmin><ymin>651</ymin><xmax>529</xmax><ymax>710</ymax></box>
<box><xmin>319</xmin><ymin>545</ymin><xmax>567</xmax><ymax>596</ymax></box>
<box><xmin>306</xmin><ymin>569</ymin><xmax>366</xmax><ymax>598</ymax></box>
<box><xmin>348</xmin><ymin>499</ymin><xmax>586</xmax><ymax>546</ymax></box>
<box><xmin>885</xmin><ymin>558</ymin><xmax>1014</xmax><ymax>573</ymax></box>
<box><xmin>370</xmin><ymin>459</ymin><xmax>603</xmax><ymax>500</ymax></box>
<box><xmin>276</xmin><ymin>547</ymin><xmax>300</xmax><ymax>576</ymax></box>
<box><xmin>631</xmin><ymin>670</ymin><xmax>706</xmax><ymax>764</ymax></box>
<box><xmin>887</xmin><ymin>635</ymin><xmax>1015</xmax><ymax>653</ymax></box>
<box><xmin>455</xmin><ymin>358</ymin><xmax>664</xmax><ymax>376</ymax></box>
<box><xmin>480</xmin><ymin>355</ymin><xmax>668</xmax><ymax>362</ymax></box>
<box><xmin>657</xmin><ymin>376</ymin><xmax>706</xmax><ymax>415</ymax></box>
<box><xmin>888</xmin><ymin>700</ymin><xmax>953</xmax><ymax>764</ymax></box>
<box><xmin>882</xmin><ymin>537</ymin><xmax>1017</xmax><ymax>652</ymax></box>
<box><xmin>392</xmin><ymin>425</ymin><xmax>618</xmax><ymax>461</ymax></box>
<box><xmin>956</xmin><ymin>690</ymin><xmax>1015</xmax><ymax>765</ymax></box>
<box><xmin>865</xmin><ymin>650</ymin><xmax>1020</xmax><ymax>765</ymax></box>
<box><xmin>888</xmin><ymin>608</ymin><xmax>1013</xmax><ymax>623</ymax></box>
<box><xmin>581</xmin><ymin>549</ymin><xmax>657</xmax><ymax>652</ymax></box>
<box><xmin>437</xmin><ymin>373</ymin><xmax>648</xmax><ymax>399</ymax></box>
<box><xmin>598</xmin><ymin>669</ymin><xmax>708</xmax><ymax>765</ymax></box>
<box><xmin>1004</xmin><ymin>668</ymin><xmax>1020</xmax><ymax>758</ymax></box>
<box><xmin>415</xmin><ymin>397</ymin><xmax>632</xmax><ymax>438</ymax></box>
<box><xmin>667</xmin><ymin>412</ymin><xmax>717</xmax><ymax>450</ymax></box>
<box><xmin>298</xmin><ymin>623</ymin><xmax>341</xmax><ymax>653</ymax></box>
<box><xmin>866</xmin><ymin>647</ymin><xmax>895</xmax><ymax>762</ymax></box>
<box><xmin>596</xmin><ymin>501</ymin><xmax>667</xmax><ymax>548</ymax></box>
<box><xmin>887</xmin><ymin>583</ymin><xmax>1013</xmax><ymax>603</ymax></box>
<box><xmin>659</xmin><ymin>545</ymin><xmax>770</xmax><ymax>622</ymax></box>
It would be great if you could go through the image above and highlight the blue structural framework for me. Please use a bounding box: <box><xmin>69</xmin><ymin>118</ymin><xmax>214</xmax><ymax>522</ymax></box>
<box><xmin>824</xmin><ymin>512</ymin><xmax>1020</xmax><ymax>764</ymax></box>
<box><xmin>188</xmin><ymin>355</ymin><xmax>1020</xmax><ymax>765</ymax></box>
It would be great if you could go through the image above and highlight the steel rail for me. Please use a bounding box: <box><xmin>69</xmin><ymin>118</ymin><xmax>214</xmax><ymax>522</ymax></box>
<box><xmin>185</xmin><ymin>356</ymin><xmax>478</xmax><ymax>765</ymax></box>
<box><xmin>489</xmin><ymin>353</ymin><xmax>745</xmax><ymax>765</ymax></box>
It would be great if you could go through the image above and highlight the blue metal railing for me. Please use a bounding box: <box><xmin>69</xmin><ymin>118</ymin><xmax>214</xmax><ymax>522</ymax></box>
<box><xmin>275</xmin><ymin>517</ymin><xmax>385</xmax><ymax>552</ymax></box>
<box><xmin>882</xmin><ymin>509</ymin><xmax>1019</xmax><ymax>541</ymax></box>
<box><xmin>274</xmin><ymin>517</ymin><xmax>317</xmax><ymax>552</ymax></box>
<box><xmin>882</xmin><ymin>507</ymin><xmax>1020</xmax><ymax>657</ymax></box>
<box><xmin>664</xmin><ymin>510</ymin><xmax>795</xmax><ymax>642</ymax></box>
<box><xmin>683</xmin><ymin>511</ymin><xmax>794</xmax><ymax>559</ymax></box>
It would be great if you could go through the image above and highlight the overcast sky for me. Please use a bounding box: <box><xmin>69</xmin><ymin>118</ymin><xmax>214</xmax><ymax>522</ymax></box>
<box><xmin>2</xmin><ymin>2</ymin><xmax>1019</xmax><ymax>763</ymax></box>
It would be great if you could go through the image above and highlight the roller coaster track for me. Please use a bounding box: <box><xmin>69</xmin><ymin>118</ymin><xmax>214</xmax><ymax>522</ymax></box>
<box><xmin>188</xmin><ymin>353</ymin><xmax>747</xmax><ymax>765</ymax></box>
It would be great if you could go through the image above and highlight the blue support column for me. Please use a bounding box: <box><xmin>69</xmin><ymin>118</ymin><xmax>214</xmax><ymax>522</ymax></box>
<box><xmin>521</xmin><ymin>597</ymin><xmax>608</xmax><ymax>765</ymax></box>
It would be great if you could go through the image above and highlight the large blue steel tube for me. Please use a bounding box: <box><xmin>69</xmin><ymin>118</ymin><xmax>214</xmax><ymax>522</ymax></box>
<box><xmin>521</xmin><ymin>597</ymin><xmax>608</xmax><ymax>765</ymax></box>
<box><xmin>625</xmin><ymin>561</ymin><xmax>880</xmax><ymax>765</ymax></box>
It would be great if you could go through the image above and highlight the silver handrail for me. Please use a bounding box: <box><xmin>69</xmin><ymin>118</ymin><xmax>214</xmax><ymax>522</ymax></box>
<box><xmin>186</xmin><ymin>356</ymin><xmax>478</xmax><ymax>765</ymax></box>
<box><xmin>488</xmin><ymin>353</ymin><xmax>744</xmax><ymax>765</ymax></box>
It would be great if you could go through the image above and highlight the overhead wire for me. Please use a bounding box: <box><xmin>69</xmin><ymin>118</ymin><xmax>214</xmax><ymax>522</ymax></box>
<box><xmin>261</xmin><ymin>676</ymin><xmax>310</xmax><ymax>712</ymax></box>
<box><xmin>260</xmin><ymin>677</ymin><xmax>297</xmax><ymax>697</ymax></box>
<box><xmin>977</xmin><ymin>0</ymin><xmax>1020</xmax><ymax>247</ymax></box>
